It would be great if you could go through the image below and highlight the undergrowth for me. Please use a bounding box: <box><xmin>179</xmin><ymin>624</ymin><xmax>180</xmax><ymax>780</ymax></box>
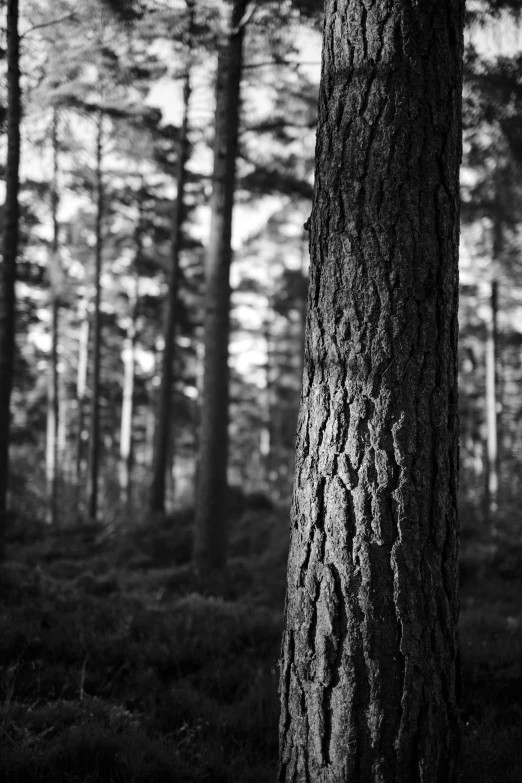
<box><xmin>1</xmin><ymin>501</ymin><xmax>521</xmax><ymax>782</ymax></box>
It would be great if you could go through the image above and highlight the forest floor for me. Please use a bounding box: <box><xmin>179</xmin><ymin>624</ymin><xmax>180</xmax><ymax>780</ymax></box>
<box><xmin>0</xmin><ymin>499</ymin><xmax>521</xmax><ymax>782</ymax></box>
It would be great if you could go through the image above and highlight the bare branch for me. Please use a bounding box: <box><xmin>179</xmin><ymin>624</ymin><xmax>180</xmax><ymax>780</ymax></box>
<box><xmin>243</xmin><ymin>60</ymin><xmax>321</xmax><ymax>70</ymax></box>
<box><xmin>20</xmin><ymin>12</ymin><xmax>77</xmax><ymax>41</ymax></box>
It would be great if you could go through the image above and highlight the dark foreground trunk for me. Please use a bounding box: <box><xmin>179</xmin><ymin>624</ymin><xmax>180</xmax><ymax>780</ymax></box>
<box><xmin>278</xmin><ymin>1</ymin><xmax>464</xmax><ymax>781</ymax></box>
<box><xmin>0</xmin><ymin>0</ymin><xmax>21</xmax><ymax>559</ymax></box>
<box><xmin>194</xmin><ymin>0</ymin><xmax>247</xmax><ymax>573</ymax></box>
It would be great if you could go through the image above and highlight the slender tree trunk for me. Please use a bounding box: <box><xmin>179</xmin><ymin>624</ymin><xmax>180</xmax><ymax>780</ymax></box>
<box><xmin>146</xmin><ymin>390</ymin><xmax>156</xmax><ymax>469</ymax></box>
<box><xmin>119</xmin><ymin>331</ymin><xmax>136</xmax><ymax>506</ymax></box>
<box><xmin>278</xmin><ymin>2</ymin><xmax>464</xmax><ymax>781</ymax></box>
<box><xmin>149</xmin><ymin>65</ymin><xmax>192</xmax><ymax>513</ymax></box>
<box><xmin>119</xmin><ymin>277</ymin><xmax>139</xmax><ymax>506</ymax></box>
<box><xmin>194</xmin><ymin>0</ymin><xmax>247</xmax><ymax>573</ymax></box>
<box><xmin>485</xmin><ymin>278</ymin><xmax>499</xmax><ymax>518</ymax></box>
<box><xmin>46</xmin><ymin>304</ymin><xmax>59</xmax><ymax>521</ymax></box>
<box><xmin>76</xmin><ymin>308</ymin><xmax>89</xmax><ymax>493</ymax></box>
<box><xmin>58</xmin><ymin>386</ymin><xmax>68</xmax><ymax>482</ymax></box>
<box><xmin>119</xmin><ymin>185</ymin><xmax>144</xmax><ymax>505</ymax></box>
<box><xmin>0</xmin><ymin>0</ymin><xmax>21</xmax><ymax>559</ymax></box>
<box><xmin>46</xmin><ymin>109</ymin><xmax>60</xmax><ymax>525</ymax></box>
<box><xmin>168</xmin><ymin>436</ymin><xmax>176</xmax><ymax>508</ymax></box>
<box><xmin>87</xmin><ymin>111</ymin><xmax>104</xmax><ymax>521</ymax></box>
<box><xmin>262</xmin><ymin>301</ymin><xmax>274</xmax><ymax>491</ymax></box>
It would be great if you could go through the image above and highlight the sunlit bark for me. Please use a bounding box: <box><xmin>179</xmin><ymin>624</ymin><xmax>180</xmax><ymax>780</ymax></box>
<box><xmin>278</xmin><ymin>1</ymin><xmax>464</xmax><ymax>779</ymax></box>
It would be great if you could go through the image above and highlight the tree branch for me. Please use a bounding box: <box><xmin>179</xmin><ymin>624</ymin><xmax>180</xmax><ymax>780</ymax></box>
<box><xmin>232</xmin><ymin>2</ymin><xmax>257</xmax><ymax>34</ymax></box>
<box><xmin>243</xmin><ymin>59</ymin><xmax>320</xmax><ymax>70</ymax></box>
<box><xmin>20</xmin><ymin>13</ymin><xmax>77</xmax><ymax>40</ymax></box>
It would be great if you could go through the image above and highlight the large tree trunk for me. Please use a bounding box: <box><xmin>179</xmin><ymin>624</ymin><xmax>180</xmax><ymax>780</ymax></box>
<box><xmin>0</xmin><ymin>0</ymin><xmax>21</xmax><ymax>559</ymax></box>
<box><xmin>149</xmin><ymin>65</ymin><xmax>192</xmax><ymax>513</ymax></box>
<box><xmin>46</xmin><ymin>109</ymin><xmax>61</xmax><ymax>525</ymax></box>
<box><xmin>278</xmin><ymin>2</ymin><xmax>464</xmax><ymax>781</ymax></box>
<box><xmin>485</xmin><ymin>278</ymin><xmax>499</xmax><ymax>517</ymax></box>
<box><xmin>87</xmin><ymin>111</ymin><xmax>104</xmax><ymax>521</ymax></box>
<box><xmin>194</xmin><ymin>0</ymin><xmax>247</xmax><ymax>573</ymax></box>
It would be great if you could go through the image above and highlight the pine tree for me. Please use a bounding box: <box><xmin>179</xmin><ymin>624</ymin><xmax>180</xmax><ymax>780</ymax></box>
<box><xmin>149</xmin><ymin>0</ymin><xmax>195</xmax><ymax>512</ymax></box>
<box><xmin>76</xmin><ymin>308</ymin><xmax>89</xmax><ymax>492</ymax></box>
<box><xmin>87</xmin><ymin>109</ymin><xmax>105</xmax><ymax>521</ymax></box>
<box><xmin>485</xmin><ymin>278</ymin><xmax>499</xmax><ymax>515</ymax></box>
<box><xmin>194</xmin><ymin>0</ymin><xmax>248</xmax><ymax>573</ymax></box>
<box><xmin>119</xmin><ymin>195</ymin><xmax>142</xmax><ymax>506</ymax></box>
<box><xmin>278</xmin><ymin>1</ymin><xmax>465</xmax><ymax>779</ymax></box>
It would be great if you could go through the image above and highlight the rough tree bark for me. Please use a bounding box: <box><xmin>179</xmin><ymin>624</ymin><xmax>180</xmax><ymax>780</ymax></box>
<box><xmin>149</xmin><ymin>64</ymin><xmax>192</xmax><ymax>513</ymax></box>
<box><xmin>298</xmin><ymin>227</ymin><xmax>308</xmax><ymax>385</ymax></box>
<box><xmin>278</xmin><ymin>2</ymin><xmax>464</xmax><ymax>781</ymax></box>
<box><xmin>0</xmin><ymin>0</ymin><xmax>21</xmax><ymax>559</ymax></box>
<box><xmin>46</xmin><ymin>109</ymin><xmax>61</xmax><ymax>525</ymax></box>
<box><xmin>194</xmin><ymin>0</ymin><xmax>247</xmax><ymax>573</ymax></box>
<box><xmin>87</xmin><ymin>110</ymin><xmax>104</xmax><ymax>521</ymax></box>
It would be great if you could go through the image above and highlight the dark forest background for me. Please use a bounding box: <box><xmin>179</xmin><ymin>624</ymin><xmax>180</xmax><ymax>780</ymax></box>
<box><xmin>0</xmin><ymin>0</ymin><xmax>521</xmax><ymax>780</ymax></box>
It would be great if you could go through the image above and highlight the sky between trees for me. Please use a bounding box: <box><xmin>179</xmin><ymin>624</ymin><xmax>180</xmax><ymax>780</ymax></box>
<box><xmin>0</xmin><ymin>0</ymin><xmax>521</xmax><ymax>540</ymax></box>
